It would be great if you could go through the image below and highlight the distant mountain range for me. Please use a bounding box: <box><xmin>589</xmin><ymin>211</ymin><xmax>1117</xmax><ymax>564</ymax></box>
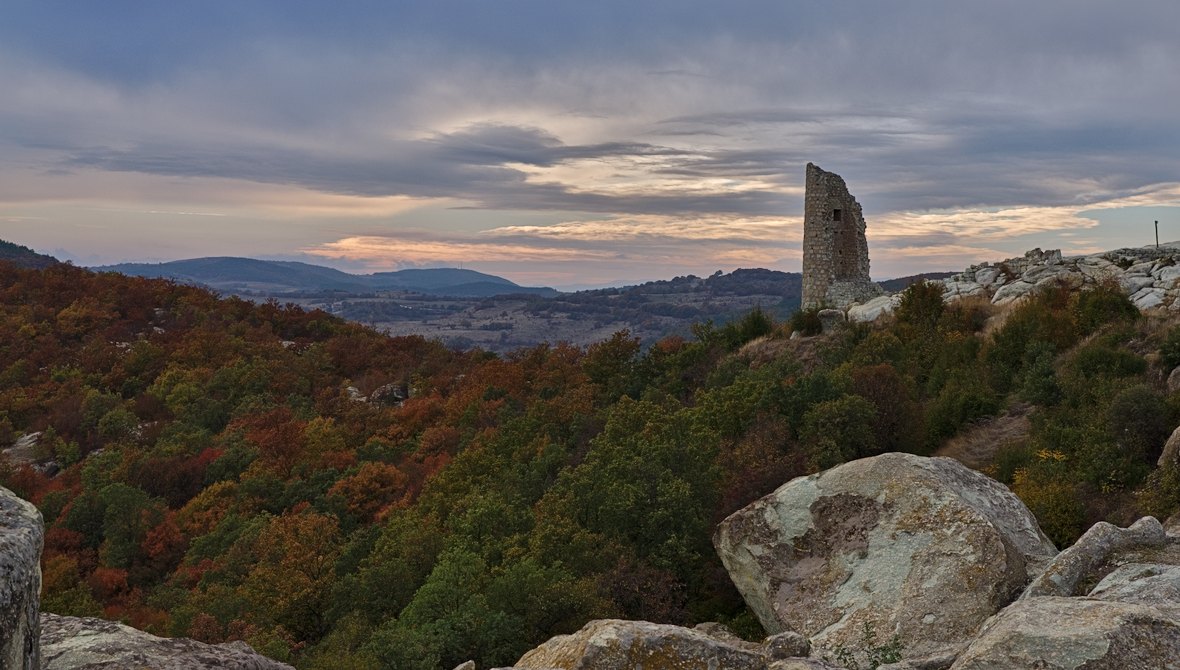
<box><xmin>94</xmin><ymin>257</ymin><xmax>559</xmax><ymax>298</ymax></box>
<box><xmin>2</xmin><ymin>238</ymin><xmax>962</xmax><ymax>351</ymax></box>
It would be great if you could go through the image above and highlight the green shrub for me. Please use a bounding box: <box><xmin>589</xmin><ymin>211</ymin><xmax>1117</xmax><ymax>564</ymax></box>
<box><xmin>925</xmin><ymin>379</ymin><xmax>1000</xmax><ymax>450</ymax></box>
<box><xmin>1012</xmin><ymin>465</ymin><xmax>1086</xmax><ymax>548</ymax></box>
<box><xmin>1138</xmin><ymin>463</ymin><xmax>1180</xmax><ymax>520</ymax></box>
<box><xmin>895</xmin><ymin>280</ymin><xmax>944</xmax><ymax>332</ymax></box>
<box><xmin>1160</xmin><ymin>326</ymin><xmax>1180</xmax><ymax>370</ymax></box>
<box><xmin>1065</xmin><ymin>343</ymin><xmax>1146</xmax><ymax>382</ymax></box>
<box><xmin>1105</xmin><ymin>384</ymin><xmax>1171</xmax><ymax>464</ymax></box>
<box><xmin>1017</xmin><ymin>340</ymin><xmax>1061</xmax><ymax>405</ymax></box>
<box><xmin>1073</xmin><ymin>281</ymin><xmax>1138</xmax><ymax>333</ymax></box>
<box><xmin>800</xmin><ymin>395</ymin><xmax>878</xmax><ymax>469</ymax></box>
<box><xmin>992</xmin><ymin>441</ymin><xmax>1034</xmax><ymax>485</ymax></box>
<box><xmin>790</xmin><ymin>307</ymin><xmax>823</xmax><ymax>337</ymax></box>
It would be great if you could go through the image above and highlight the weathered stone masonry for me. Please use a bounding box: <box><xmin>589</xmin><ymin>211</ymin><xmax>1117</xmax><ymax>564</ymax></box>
<box><xmin>801</xmin><ymin>163</ymin><xmax>883</xmax><ymax>309</ymax></box>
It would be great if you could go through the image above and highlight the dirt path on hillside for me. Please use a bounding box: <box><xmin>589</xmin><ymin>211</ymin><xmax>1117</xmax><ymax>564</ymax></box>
<box><xmin>934</xmin><ymin>402</ymin><xmax>1032</xmax><ymax>472</ymax></box>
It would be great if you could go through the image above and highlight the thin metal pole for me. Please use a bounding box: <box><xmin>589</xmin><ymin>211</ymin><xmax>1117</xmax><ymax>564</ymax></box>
<box><xmin>1156</xmin><ymin>221</ymin><xmax>1160</xmax><ymax>249</ymax></box>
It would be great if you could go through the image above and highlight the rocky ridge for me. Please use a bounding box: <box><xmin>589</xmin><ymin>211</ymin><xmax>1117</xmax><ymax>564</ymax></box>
<box><xmin>847</xmin><ymin>244</ymin><xmax>1180</xmax><ymax>322</ymax></box>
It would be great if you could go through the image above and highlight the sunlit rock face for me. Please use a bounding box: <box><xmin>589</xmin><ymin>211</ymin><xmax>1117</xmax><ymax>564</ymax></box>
<box><xmin>0</xmin><ymin>485</ymin><xmax>42</xmax><ymax>670</ymax></box>
<box><xmin>714</xmin><ymin>453</ymin><xmax>1056</xmax><ymax>661</ymax></box>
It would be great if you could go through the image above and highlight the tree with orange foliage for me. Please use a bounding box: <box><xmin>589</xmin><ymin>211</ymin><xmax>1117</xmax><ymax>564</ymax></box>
<box><xmin>241</xmin><ymin>506</ymin><xmax>342</xmax><ymax>641</ymax></box>
<box><xmin>328</xmin><ymin>462</ymin><xmax>408</xmax><ymax>523</ymax></box>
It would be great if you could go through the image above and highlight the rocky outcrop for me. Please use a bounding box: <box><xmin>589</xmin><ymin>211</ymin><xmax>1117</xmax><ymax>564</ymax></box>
<box><xmin>951</xmin><ymin>515</ymin><xmax>1180</xmax><ymax>669</ymax></box>
<box><xmin>499</xmin><ymin>458</ymin><xmax>1180</xmax><ymax>670</ymax></box>
<box><xmin>714</xmin><ymin>453</ymin><xmax>1056</xmax><ymax>661</ymax></box>
<box><xmin>0</xmin><ymin>486</ymin><xmax>42</xmax><ymax>670</ymax></box>
<box><xmin>847</xmin><ymin>243</ymin><xmax>1180</xmax><ymax>322</ymax></box>
<box><xmin>1021</xmin><ymin>516</ymin><xmax>1167</xmax><ymax>599</ymax></box>
<box><xmin>947</xmin><ymin>597</ymin><xmax>1180</xmax><ymax>669</ymax></box>
<box><xmin>40</xmin><ymin>613</ymin><xmax>295</xmax><ymax>670</ymax></box>
<box><xmin>512</xmin><ymin>619</ymin><xmax>767</xmax><ymax>670</ymax></box>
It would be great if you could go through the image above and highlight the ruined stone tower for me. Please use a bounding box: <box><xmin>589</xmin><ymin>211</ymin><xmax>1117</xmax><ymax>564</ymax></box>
<box><xmin>801</xmin><ymin>163</ymin><xmax>883</xmax><ymax>309</ymax></box>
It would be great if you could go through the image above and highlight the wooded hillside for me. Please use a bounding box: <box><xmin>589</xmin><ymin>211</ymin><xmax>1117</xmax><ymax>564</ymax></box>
<box><xmin>2</xmin><ymin>260</ymin><xmax>1178</xmax><ymax>669</ymax></box>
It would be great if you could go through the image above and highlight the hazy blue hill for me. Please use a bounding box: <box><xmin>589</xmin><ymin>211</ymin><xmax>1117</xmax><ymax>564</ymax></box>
<box><xmin>369</xmin><ymin>268</ymin><xmax>516</xmax><ymax>290</ymax></box>
<box><xmin>0</xmin><ymin>239</ymin><xmax>58</xmax><ymax>269</ymax></box>
<box><xmin>95</xmin><ymin>256</ymin><xmax>557</xmax><ymax>297</ymax></box>
<box><xmin>98</xmin><ymin>257</ymin><xmax>372</xmax><ymax>292</ymax></box>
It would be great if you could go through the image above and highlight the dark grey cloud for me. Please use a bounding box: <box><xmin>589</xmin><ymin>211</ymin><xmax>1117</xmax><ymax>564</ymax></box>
<box><xmin>64</xmin><ymin>123</ymin><xmax>788</xmax><ymax>215</ymax></box>
<box><xmin>4</xmin><ymin>0</ymin><xmax>1180</xmax><ymax>258</ymax></box>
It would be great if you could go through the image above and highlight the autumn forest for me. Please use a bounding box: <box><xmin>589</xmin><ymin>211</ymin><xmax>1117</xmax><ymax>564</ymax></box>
<box><xmin>3</xmin><ymin>258</ymin><xmax>1179</xmax><ymax>669</ymax></box>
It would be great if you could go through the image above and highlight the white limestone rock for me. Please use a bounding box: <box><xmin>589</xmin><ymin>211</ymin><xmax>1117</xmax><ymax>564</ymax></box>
<box><xmin>1128</xmin><ymin>260</ymin><xmax>1156</xmax><ymax>275</ymax></box>
<box><xmin>1033</xmin><ymin>270</ymin><xmax>1082</xmax><ymax>290</ymax></box>
<box><xmin>713</xmin><ymin>453</ymin><xmax>1056</xmax><ymax>661</ymax></box>
<box><xmin>1157</xmin><ymin>265</ymin><xmax>1180</xmax><ymax>284</ymax></box>
<box><xmin>973</xmin><ymin>267</ymin><xmax>1001</xmax><ymax>288</ymax></box>
<box><xmin>1021</xmin><ymin>264</ymin><xmax>1064</xmax><ymax>284</ymax></box>
<box><xmin>1121</xmin><ymin>274</ymin><xmax>1156</xmax><ymax>294</ymax></box>
<box><xmin>990</xmin><ymin>281</ymin><xmax>1035</xmax><ymax>305</ymax></box>
<box><xmin>941</xmin><ymin>281</ymin><xmax>986</xmax><ymax>301</ymax></box>
<box><xmin>846</xmin><ymin>295</ymin><xmax>899</xmax><ymax>323</ymax></box>
<box><xmin>1131</xmin><ymin>287</ymin><xmax>1165</xmax><ymax>310</ymax></box>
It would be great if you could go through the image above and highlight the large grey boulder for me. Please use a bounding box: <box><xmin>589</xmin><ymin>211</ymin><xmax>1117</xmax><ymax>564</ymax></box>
<box><xmin>513</xmin><ymin>619</ymin><xmax>766</xmax><ymax>670</ymax></box>
<box><xmin>40</xmin><ymin>613</ymin><xmax>294</xmax><ymax>670</ymax></box>
<box><xmin>714</xmin><ymin>453</ymin><xmax>1056</xmax><ymax>661</ymax></box>
<box><xmin>0</xmin><ymin>485</ymin><xmax>42</xmax><ymax>670</ymax></box>
<box><xmin>948</xmin><ymin>597</ymin><xmax>1180</xmax><ymax>669</ymax></box>
<box><xmin>846</xmin><ymin>295</ymin><xmax>898</xmax><ymax>323</ymax></box>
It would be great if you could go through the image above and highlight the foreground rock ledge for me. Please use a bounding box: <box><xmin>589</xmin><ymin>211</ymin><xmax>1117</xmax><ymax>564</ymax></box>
<box><xmin>948</xmin><ymin>597</ymin><xmax>1180</xmax><ymax>669</ymax></box>
<box><xmin>714</xmin><ymin>452</ymin><xmax>1056</xmax><ymax>660</ymax></box>
<box><xmin>0</xmin><ymin>485</ymin><xmax>43</xmax><ymax>670</ymax></box>
<box><xmin>512</xmin><ymin>619</ymin><xmax>767</xmax><ymax>670</ymax></box>
<box><xmin>40</xmin><ymin>613</ymin><xmax>294</xmax><ymax>670</ymax></box>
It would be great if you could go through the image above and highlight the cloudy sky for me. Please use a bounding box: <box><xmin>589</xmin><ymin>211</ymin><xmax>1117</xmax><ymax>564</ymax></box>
<box><xmin>1</xmin><ymin>1</ymin><xmax>1177</xmax><ymax>289</ymax></box>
